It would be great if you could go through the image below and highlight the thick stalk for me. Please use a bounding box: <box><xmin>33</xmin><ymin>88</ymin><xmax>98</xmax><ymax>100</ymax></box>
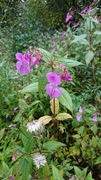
<box><xmin>53</xmin><ymin>98</ymin><xmax>57</xmax><ymax>138</ymax></box>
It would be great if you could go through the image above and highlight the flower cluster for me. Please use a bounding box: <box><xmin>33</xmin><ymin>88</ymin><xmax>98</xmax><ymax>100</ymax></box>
<box><xmin>45</xmin><ymin>68</ymin><xmax>72</xmax><ymax>98</ymax></box>
<box><xmin>26</xmin><ymin>120</ymin><xmax>44</xmax><ymax>133</ymax></box>
<box><xmin>33</xmin><ymin>153</ymin><xmax>46</xmax><ymax>168</ymax></box>
<box><xmin>80</xmin><ymin>5</ymin><xmax>93</xmax><ymax>14</ymax></box>
<box><xmin>15</xmin><ymin>52</ymin><xmax>42</xmax><ymax>74</ymax></box>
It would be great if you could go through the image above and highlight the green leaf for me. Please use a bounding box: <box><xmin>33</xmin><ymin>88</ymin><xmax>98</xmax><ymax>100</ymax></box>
<box><xmin>38</xmin><ymin>48</ymin><xmax>52</xmax><ymax>62</ymax></box>
<box><xmin>43</xmin><ymin>163</ymin><xmax>50</xmax><ymax>178</ymax></box>
<box><xmin>94</xmin><ymin>31</ymin><xmax>101</xmax><ymax>35</ymax></box>
<box><xmin>85</xmin><ymin>50</ymin><xmax>94</xmax><ymax>65</ymax></box>
<box><xmin>0</xmin><ymin>128</ymin><xmax>5</xmax><ymax>140</ymax></box>
<box><xmin>59</xmin><ymin>58</ymin><xmax>83</xmax><ymax>67</ymax></box>
<box><xmin>91</xmin><ymin>124</ymin><xmax>97</xmax><ymax>135</ymax></box>
<box><xmin>25</xmin><ymin>136</ymin><xmax>34</xmax><ymax>153</ymax></box>
<box><xmin>95</xmin><ymin>157</ymin><xmax>101</xmax><ymax>164</ymax></box>
<box><xmin>82</xmin><ymin>168</ymin><xmax>88</xmax><ymax>178</ymax></box>
<box><xmin>2</xmin><ymin>161</ymin><xmax>10</xmax><ymax>173</ymax></box>
<box><xmin>92</xmin><ymin>136</ymin><xmax>97</xmax><ymax>148</ymax></box>
<box><xmin>38</xmin><ymin>68</ymin><xmax>50</xmax><ymax>94</ymax></box>
<box><xmin>19</xmin><ymin>82</ymin><xmax>38</xmax><ymax>94</ymax></box>
<box><xmin>71</xmin><ymin>34</ymin><xmax>87</xmax><ymax>44</ymax></box>
<box><xmin>21</xmin><ymin>158</ymin><xmax>31</xmax><ymax>180</ymax></box>
<box><xmin>74</xmin><ymin>166</ymin><xmax>82</xmax><ymax>178</ymax></box>
<box><xmin>58</xmin><ymin>88</ymin><xmax>73</xmax><ymax>113</ymax></box>
<box><xmin>56</xmin><ymin>113</ymin><xmax>72</xmax><ymax>121</ymax></box>
<box><xmin>52</xmin><ymin>165</ymin><xmax>64</xmax><ymax>180</ymax></box>
<box><xmin>19</xmin><ymin>99</ymin><xmax>28</xmax><ymax>109</ymax></box>
<box><xmin>43</xmin><ymin>141</ymin><xmax>66</xmax><ymax>151</ymax></box>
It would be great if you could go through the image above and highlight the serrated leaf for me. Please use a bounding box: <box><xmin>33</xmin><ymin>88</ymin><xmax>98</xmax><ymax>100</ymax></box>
<box><xmin>19</xmin><ymin>82</ymin><xmax>38</xmax><ymax>94</ymax></box>
<box><xmin>56</xmin><ymin>113</ymin><xmax>72</xmax><ymax>121</ymax></box>
<box><xmin>50</xmin><ymin>98</ymin><xmax>59</xmax><ymax>114</ymax></box>
<box><xmin>58</xmin><ymin>88</ymin><xmax>73</xmax><ymax>112</ymax></box>
<box><xmin>21</xmin><ymin>158</ymin><xmax>31</xmax><ymax>180</ymax></box>
<box><xmin>85</xmin><ymin>50</ymin><xmax>94</xmax><ymax>65</ymax></box>
<box><xmin>43</xmin><ymin>163</ymin><xmax>50</xmax><ymax>178</ymax></box>
<box><xmin>52</xmin><ymin>165</ymin><xmax>64</xmax><ymax>180</ymax></box>
<box><xmin>25</xmin><ymin>136</ymin><xmax>34</xmax><ymax>153</ymax></box>
<box><xmin>38</xmin><ymin>115</ymin><xmax>52</xmax><ymax>125</ymax></box>
<box><xmin>43</xmin><ymin>141</ymin><xmax>66</xmax><ymax>151</ymax></box>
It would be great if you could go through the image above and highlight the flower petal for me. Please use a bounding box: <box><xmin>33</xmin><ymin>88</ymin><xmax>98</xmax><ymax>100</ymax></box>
<box><xmin>46</xmin><ymin>84</ymin><xmax>62</xmax><ymax>98</ymax></box>
<box><xmin>46</xmin><ymin>72</ymin><xmax>61</xmax><ymax>85</ymax></box>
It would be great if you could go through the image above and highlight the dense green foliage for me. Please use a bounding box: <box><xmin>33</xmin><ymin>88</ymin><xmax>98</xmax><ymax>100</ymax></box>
<box><xmin>0</xmin><ymin>1</ymin><xmax>101</xmax><ymax>180</ymax></box>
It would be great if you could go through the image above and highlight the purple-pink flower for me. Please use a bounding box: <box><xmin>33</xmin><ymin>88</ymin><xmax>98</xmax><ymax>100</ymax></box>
<box><xmin>76</xmin><ymin>107</ymin><xmax>84</xmax><ymax>122</ymax></box>
<box><xmin>45</xmin><ymin>72</ymin><xmax>62</xmax><ymax>98</ymax></box>
<box><xmin>65</xmin><ymin>12</ymin><xmax>73</xmax><ymax>23</ymax></box>
<box><xmin>45</xmin><ymin>84</ymin><xmax>62</xmax><ymax>98</ymax></box>
<box><xmin>15</xmin><ymin>52</ymin><xmax>42</xmax><ymax>74</ymax></box>
<box><xmin>92</xmin><ymin>113</ymin><xmax>97</xmax><ymax>122</ymax></box>
<box><xmin>60</xmin><ymin>71</ymin><xmax>73</xmax><ymax>82</ymax></box>
<box><xmin>46</xmin><ymin>72</ymin><xmax>61</xmax><ymax>85</ymax></box>
<box><xmin>80</xmin><ymin>5</ymin><xmax>93</xmax><ymax>14</ymax></box>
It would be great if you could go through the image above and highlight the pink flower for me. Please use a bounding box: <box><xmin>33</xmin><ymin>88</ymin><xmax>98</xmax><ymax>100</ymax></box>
<box><xmin>15</xmin><ymin>52</ymin><xmax>42</xmax><ymax>74</ymax></box>
<box><xmin>80</xmin><ymin>5</ymin><xmax>93</xmax><ymax>15</ymax></box>
<box><xmin>92</xmin><ymin>113</ymin><xmax>97</xmax><ymax>122</ymax></box>
<box><xmin>65</xmin><ymin>12</ymin><xmax>73</xmax><ymax>23</ymax></box>
<box><xmin>45</xmin><ymin>84</ymin><xmax>62</xmax><ymax>98</ymax></box>
<box><xmin>76</xmin><ymin>113</ymin><xmax>82</xmax><ymax>122</ymax></box>
<box><xmin>46</xmin><ymin>72</ymin><xmax>61</xmax><ymax>85</ymax></box>
<box><xmin>60</xmin><ymin>71</ymin><xmax>73</xmax><ymax>82</ymax></box>
<box><xmin>76</xmin><ymin>107</ymin><xmax>84</xmax><ymax>122</ymax></box>
<box><xmin>14</xmin><ymin>107</ymin><xmax>18</xmax><ymax>112</ymax></box>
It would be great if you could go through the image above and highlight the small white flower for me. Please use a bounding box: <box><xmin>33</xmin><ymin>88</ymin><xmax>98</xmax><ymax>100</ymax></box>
<box><xmin>26</xmin><ymin>120</ymin><xmax>44</xmax><ymax>133</ymax></box>
<box><xmin>33</xmin><ymin>153</ymin><xmax>47</xmax><ymax>168</ymax></box>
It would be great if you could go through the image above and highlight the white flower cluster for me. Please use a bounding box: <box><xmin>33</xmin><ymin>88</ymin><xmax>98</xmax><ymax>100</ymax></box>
<box><xmin>26</xmin><ymin>120</ymin><xmax>44</xmax><ymax>133</ymax></box>
<box><xmin>33</xmin><ymin>153</ymin><xmax>47</xmax><ymax>168</ymax></box>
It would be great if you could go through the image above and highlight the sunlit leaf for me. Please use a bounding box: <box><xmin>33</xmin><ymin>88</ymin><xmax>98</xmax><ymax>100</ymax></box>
<box><xmin>50</xmin><ymin>98</ymin><xmax>59</xmax><ymax>115</ymax></box>
<box><xmin>38</xmin><ymin>115</ymin><xmax>52</xmax><ymax>125</ymax></box>
<box><xmin>56</xmin><ymin>113</ymin><xmax>72</xmax><ymax>121</ymax></box>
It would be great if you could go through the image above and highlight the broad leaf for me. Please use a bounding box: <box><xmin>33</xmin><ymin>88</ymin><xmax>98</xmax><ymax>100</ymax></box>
<box><xmin>58</xmin><ymin>88</ymin><xmax>73</xmax><ymax>113</ymax></box>
<box><xmin>56</xmin><ymin>113</ymin><xmax>72</xmax><ymax>121</ymax></box>
<box><xmin>21</xmin><ymin>158</ymin><xmax>31</xmax><ymax>180</ymax></box>
<box><xmin>43</xmin><ymin>141</ymin><xmax>66</xmax><ymax>151</ymax></box>
<box><xmin>59</xmin><ymin>58</ymin><xmax>83</xmax><ymax>67</ymax></box>
<box><xmin>50</xmin><ymin>98</ymin><xmax>59</xmax><ymax>114</ymax></box>
<box><xmin>19</xmin><ymin>82</ymin><xmax>38</xmax><ymax>94</ymax></box>
<box><xmin>38</xmin><ymin>115</ymin><xmax>52</xmax><ymax>125</ymax></box>
<box><xmin>71</xmin><ymin>34</ymin><xmax>87</xmax><ymax>44</ymax></box>
<box><xmin>52</xmin><ymin>165</ymin><xmax>64</xmax><ymax>180</ymax></box>
<box><xmin>38</xmin><ymin>48</ymin><xmax>52</xmax><ymax>62</ymax></box>
<box><xmin>85</xmin><ymin>50</ymin><xmax>94</xmax><ymax>65</ymax></box>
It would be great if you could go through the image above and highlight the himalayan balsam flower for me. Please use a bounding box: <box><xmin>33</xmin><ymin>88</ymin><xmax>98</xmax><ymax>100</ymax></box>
<box><xmin>45</xmin><ymin>84</ymin><xmax>62</xmax><ymax>98</ymax></box>
<box><xmin>92</xmin><ymin>113</ymin><xmax>97</xmax><ymax>122</ymax></box>
<box><xmin>60</xmin><ymin>71</ymin><xmax>73</xmax><ymax>82</ymax></box>
<box><xmin>45</xmin><ymin>72</ymin><xmax>62</xmax><ymax>98</ymax></box>
<box><xmin>65</xmin><ymin>12</ymin><xmax>73</xmax><ymax>23</ymax></box>
<box><xmin>26</xmin><ymin>120</ymin><xmax>44</xmax><ymax>133</ymax></box>
<box><xmin>46</xmin><ymin>72</ymin><xmax>61</xmax><ymax>85</ymax></box>
<box><xmin>15</xmin><ymin>52</ymin><xmax>42</xmax><ymax>74</ymax></box>
<box><xmin>76</xmin><ymin>107</ymin><xmax>83</xmax><ymax>122</ymax></box>
<box><xmin>33</xmin><ymin>153</ymin><xmax>46</xmax><ymax>168</ymax></box>
<box><xmin>80</xmin><ymin>5</ymin><xmax>93</xmax><ymax>14</ymax></box>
